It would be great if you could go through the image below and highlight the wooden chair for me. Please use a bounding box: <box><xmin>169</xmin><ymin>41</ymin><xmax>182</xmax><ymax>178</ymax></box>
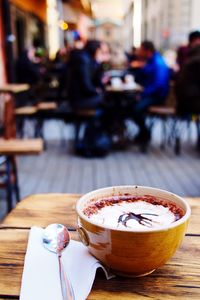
<box><xmin>147</xmin><ymin>82</ymin><xmax>177</xmax><ymax>151</ymax></box>
<box><xmin>0</xmin><ymin>92</ymin><xmax>43</xmax><ymax>212</ymax></box>
<box><xmin>148</xmin><ymin>105</ymin><xmax>176</xmax><ymax>150</ymax></box>
<box><xmin>15</xmin><ymin>99</ymin><xmax>98</xmax><ymax>151</ymax></box>
<box><xmin>15</xmin><ymin>101</ymin><xmax>58</xmax><ymax>141</ymax></box>
<box><xmin>147</xmin><ymin>83</ymin><xmax>200</xmax><ymax>154</ymax></box>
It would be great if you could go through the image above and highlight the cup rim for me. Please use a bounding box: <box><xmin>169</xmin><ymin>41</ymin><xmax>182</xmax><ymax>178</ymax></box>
<box><xmin>76</xmin><ymin>185</ymin><xmax>191</xmax><ymax>232</ymax></box>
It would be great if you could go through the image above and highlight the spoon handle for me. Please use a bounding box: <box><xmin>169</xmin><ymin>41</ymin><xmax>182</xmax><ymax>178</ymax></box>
<box><xmin>58</xmin><ymin>254</ymin><xmax>75</xmax><ymax>300</ymax></box>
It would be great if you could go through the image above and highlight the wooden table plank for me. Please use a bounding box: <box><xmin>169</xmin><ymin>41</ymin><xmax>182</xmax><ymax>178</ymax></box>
<box><xmin>105</xmin><ymin>83</ymin><xmax>143</xmax><ymax>92</ymax></box>
<box><xmin>1</xmin><ymin>194</ymin><xmax>80</xmax><ymax>229</ymax></box>
<box><xmin>185</xmin><ymin>197</ymin><xmax>200</xmax><ymax>236</ymax></box>
<box><xmin>15</xmin><ymin>106</ymin><xmax>38</xmax><ymax>115</ymax></box>
<box><xmin>37</xmin><ymin>102</ymin><xmax>57</xmax><ymax>110</ymax></box>
<box><xmin>0</xmin><ymin>230</ymin><xmax>199</xmax><ymax>299</ymax></box>
<box><xmin>0</xmin><ymin>139</ymin><xmax>43</xmax><ymax>155</ymax></box>
<box><xmin>0</xmin><ymin>84</ymin><xmax>30</xmax><ymax>94</ymax></box>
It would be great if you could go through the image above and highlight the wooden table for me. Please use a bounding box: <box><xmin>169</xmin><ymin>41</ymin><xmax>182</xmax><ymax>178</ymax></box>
<box><xmin>0</xmin><ymin>84</ymin><xmax>30</xmax><ymax>94</ymax></box>
<box><xmin>106</xmin><ymin>83</ymin><xmax>143</xmax><ymax>93</ymax></box>
<box><xmin>0</xmin><ymin>194</ymin><xmax>200</xmax><ymax>299</ymax></box>
<box><xmin>0</xmin><ymin>138</ymin><xmax>43</xmax><ymax>155</ymax></box>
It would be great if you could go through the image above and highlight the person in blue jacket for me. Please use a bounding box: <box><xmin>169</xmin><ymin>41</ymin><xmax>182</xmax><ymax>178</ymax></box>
<box><xmin>131</xmin><ymin>41</ymin><xmax>170</xmax><ymax>145</ymax></box>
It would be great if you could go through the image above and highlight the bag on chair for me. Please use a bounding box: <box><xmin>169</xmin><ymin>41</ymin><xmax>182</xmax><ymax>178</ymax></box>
<box><xmin>75</xmin><ymin>121</ymin><xmax>111</xmax><ymax>158</ymax></box>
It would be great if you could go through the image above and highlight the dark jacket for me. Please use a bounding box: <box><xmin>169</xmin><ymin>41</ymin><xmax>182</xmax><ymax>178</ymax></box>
<box><xmin>176</xmin><ymin>46</ymin><xmax>200</xmax><ymax>114</ymax></box>
<box><xmin>136</xmin><ymin>52</ymin><xmax>170</xmax><ymax>100</ymax></box>
<box><xmin>67</xmin><ymin>49</ymin><xmax>102</xmax><ymax>109</ymax></box>
<box><xmin>16</xmin><ymin>51</ymin><xmax>41</xmax><ymax>85</ymax></box>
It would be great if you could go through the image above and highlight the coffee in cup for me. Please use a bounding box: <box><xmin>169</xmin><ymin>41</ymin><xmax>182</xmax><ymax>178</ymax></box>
<box><xmin>83</xmin><ymin>195</ymin><xmax>184</xmax><ymax>231</ymax></box>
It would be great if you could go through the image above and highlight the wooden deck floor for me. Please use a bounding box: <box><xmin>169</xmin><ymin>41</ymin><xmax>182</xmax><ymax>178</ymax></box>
<box><xmin>17</xmin><ymin>140</ymin><xmax>200</xmax><ymax>196</ymax></box>
<box><xmin>1</xmin><ymin>120</ymin><xmax>200</xmax><ymax>220</ymax></box>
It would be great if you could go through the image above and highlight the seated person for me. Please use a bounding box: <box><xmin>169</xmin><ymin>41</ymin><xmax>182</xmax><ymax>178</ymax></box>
<box><xmin>16</xmin><ymin>48</ymin><xmax>42</xmax><ymax>85</ymax></box>
<box><xmin>67</xmin><ymin>40</ymin><xmax>104</xmax><ymax>110</ymax></box>
<box><xmin>177</xmin><ymin>30</ymin><xmax>200</xmax><ymax>71</ymax></box>
<box><xmin>176</xmin><ymin>45</ymin><xmax>200</xmax><ymax>115</ymax></box>
<box><xmin>67</xmin><ymin>40</ymin><xmax>112</xmax><ymax>156</ymax></box>
<box><xmin>131</xmin><ymin>41</ymin><xmax>170</xmax><ymax>144</ymax></box>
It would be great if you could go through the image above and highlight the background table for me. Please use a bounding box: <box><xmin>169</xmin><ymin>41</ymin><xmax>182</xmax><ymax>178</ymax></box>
<box><xmin>105</xmin><ymin>83</ymin><xmax>143</xmax><ymax>93</ymax></box>
<box><xmin>0</xmin><ymin>194</ymin><xmax>200</xmax><ymax>299</ymax></box>
<box><xmin>0</xmin><ymin>84</ymin><xmax>30</xmax><ymax>94</ymax></box>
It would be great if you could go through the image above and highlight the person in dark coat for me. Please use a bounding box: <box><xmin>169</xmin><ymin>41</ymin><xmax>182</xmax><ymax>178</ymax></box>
<box><xmin>67</xmin><ymin>40</ymin><xmax>112</xmax><ymax>156</ymax></box>
<box><xmin>16</xmin><ymin>48</ymin><xmax>41</xmax><ymax>85</ymax></box>
<box><xmin>177</xmin><ymin>30</ymin><xmax>200</xmax><ymax>70</ymax></box>
<box><xmin>176</xmin><ymin>45</ymin><xmax>200</xmax><ymax>115</ymax></box>
<box><xmin>67</xmin><ymin>40</ymin><xmax>104</xmax><ymax>110</ymax></box>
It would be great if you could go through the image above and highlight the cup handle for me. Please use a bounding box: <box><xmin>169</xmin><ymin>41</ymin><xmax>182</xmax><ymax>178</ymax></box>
<box><xmin>77</xmin><ymin>227</ymin><xmax>89</xmax><ymax>246</ymax></box>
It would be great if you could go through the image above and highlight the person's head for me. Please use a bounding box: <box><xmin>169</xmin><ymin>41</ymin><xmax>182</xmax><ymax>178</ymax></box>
<box><xmin>27</xmin><ymin>47</ymin><xmax>36</xmax><ymax>61</ymax></box>
<box><xmin>131</xmin><ymin>46</ymin><xmax>137</xmax><ymax>54</ymax></box>
<box><xmin>72</xmin><ymin>30</ymin><xmax>85</xmax><ymax>49</ymax></box>
<box><xmin>100</xmin><ymin>42</ymin><xmax>111</xmax><ymax>63</ymax></box>
<box><xmin>85</xmin><ymin>40</ymin><xmax>102</xmax><ymax>61</ymax></box>
<box><xmin>188</xmin><ymin>30</ymin><xmax>200</xmax><ymax>47</ymax></box>
<box><xmin>138</xmin><ymin>41</ymin><xmax>156</xmax><ymax>60</ymax></box>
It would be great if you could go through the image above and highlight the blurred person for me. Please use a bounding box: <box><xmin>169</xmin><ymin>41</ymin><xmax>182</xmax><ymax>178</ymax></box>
<box><xmin>176</xmin><ymin>45</ymin><xmax>200</xmax><ymax>115</ymax></box>
<box><xmin>67</xmin><ymin>39</ymin><xmax>104</xmax><ymax>110</ymax></box>
<box><xmin>95</xmin><ymin>42</ymin><xmax>111</xmax><ymax>86</ymax></box>
<box><xmin>163</xmin><ymin>49</ymin><xmax>178</xmax><ymax>73</ymax></box>
<box><xmin>52</xmin><ymin>47</ymin><xmax>70</xmax><ymax>101</ymax></box>
<box><xmin>177</xmin><ymin>30</ymin><xmax>200</xmax><ymax>70</ymax></box>
<box><xmin>67</xmin><ymin>39</ymin><xmax>111</xmax><ymax>157</ymax></box>
<box><xmin>73</xmin><ymin>31</ymin><xmax>85</xmax><ymax>50</ymax></box>
<box><xmin>131</xmin><ymin>41</ymin><xmax>170</xmax><ymax>145</ymax></box>
<box><xmin>126</xmin><ymin>46</ymin><xmax>138</xmax><ymax>64</ymax></box>
<box><xmin>110</xmin><ymin>43</ymin><xmax>127</xmax><ymax>69</ymax></box>
<box><xmin>16</xmin><ymin>48</ymin><xmax>42</xmax><ymax>85</ymax></box>
<box><xmin>92</xmin><ymin>42</ymin><xmax>111</xmax><ymax>89</ymax></box>
<box><xmin>15</xmin><ymin>47</ymin><xmax>45</xmax><ymax>107</ymax></box>
<box><xmin>101</xmin><ymin>42</ymin><xmax>111</xmax><ymax>64</ymax></box>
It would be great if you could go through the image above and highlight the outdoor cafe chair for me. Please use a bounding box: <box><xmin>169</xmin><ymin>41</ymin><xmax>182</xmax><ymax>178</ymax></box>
<box><xmin>147</xmin><ymin>83</ymin><xmax>200</xmax><ymax>155</ymax></box>
<box><xmin>0</xmin><ymin>91</ymin><xmax>43</xmax><ymax>212</ymax></box>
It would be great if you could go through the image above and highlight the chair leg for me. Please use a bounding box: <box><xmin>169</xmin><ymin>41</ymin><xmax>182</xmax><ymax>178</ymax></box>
<box><xmin>161</xmin><ymin>119</ymin><xmax>167</xmax><ymax>150</ymax></box>
<box><xmin>34</xmin><ymin>119</ymin><xmax>44</xmax><ymax>138</ymax></box>
<box><xmin>175</xmin><ymin>137</ymin><xmax>181</xmax><ymax>155</ymax></box>
<box><xmin>172</xmin><ymin>118</ymin><xmax>182</xmax><ymax>155</ymax></box>
<box><xmin>16</xmin><ymin>118</ymin><xmax>25</xmax><ymax>138</ymax></box>
<box><xmin>74</xmin><ymin>122</ymin><xmax>81</xmax><ymax>146</ymax></box>
<box><xmin>196</xmin><ymin>119</ymin><xmax>200</xmax><ymax>151</ymax></box>
<box><xmin>34</xmin><ymin>119</ymin><xmax>47</xmax><ymax>149</ymax></box>
<box><xmin>5</xmin><ymin>157</ymin><xmax>13</xmax><ymax>213</ymax></box>
<box><xmin>11</xmin><ymin>157</ymin><xmax>20</xmax><ymax>202</ymax></box>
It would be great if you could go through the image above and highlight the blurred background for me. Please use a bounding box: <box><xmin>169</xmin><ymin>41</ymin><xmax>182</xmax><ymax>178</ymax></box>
<box><xmin>1</xmin><ymin>0</ymin><xmax>200</xmax><ymax>219</ymax></box>
<box><xmin>2</xmin><ymin>0</ymin><xmax>200</xmax><ymax>82</ymax></box>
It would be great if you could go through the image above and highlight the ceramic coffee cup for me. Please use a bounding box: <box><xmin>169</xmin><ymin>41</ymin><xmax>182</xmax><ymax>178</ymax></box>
<box><xmin>76</xmin><ymin>186</ymin><xmax>191</xmax><ymax>277</ymax></box>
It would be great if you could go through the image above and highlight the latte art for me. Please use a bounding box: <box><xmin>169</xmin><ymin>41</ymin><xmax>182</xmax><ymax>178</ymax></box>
<box><xmin>83</xmin><ymin>195</ymin><xmax>184</xmax><ymax>230</ymax></box>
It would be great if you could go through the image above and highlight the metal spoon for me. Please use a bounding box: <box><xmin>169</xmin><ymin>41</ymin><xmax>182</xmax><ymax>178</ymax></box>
<box><xmin>43</xmin><ymin>223</ymin><xmax>75</xmax><ymax>300</ymax></box>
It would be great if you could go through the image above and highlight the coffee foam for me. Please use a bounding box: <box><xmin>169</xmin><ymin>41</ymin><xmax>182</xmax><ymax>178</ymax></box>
<box><xmin>83</xmin><ymin>195</ymin><xmax>184</xmax><ymax>230</ymax></box>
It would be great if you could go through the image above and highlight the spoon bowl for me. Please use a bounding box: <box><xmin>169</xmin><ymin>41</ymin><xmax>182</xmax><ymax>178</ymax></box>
<box><xmin>43</xmin><ymin>223</ymin><xmax>70</xmax><ymax>254</ymax></box>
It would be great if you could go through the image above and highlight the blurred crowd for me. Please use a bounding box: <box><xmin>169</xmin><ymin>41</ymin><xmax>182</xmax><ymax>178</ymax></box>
<box><xmin>15</xmin><ymin>30</ymin><xmax>200</xmax><ymax>157</ymax></box>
